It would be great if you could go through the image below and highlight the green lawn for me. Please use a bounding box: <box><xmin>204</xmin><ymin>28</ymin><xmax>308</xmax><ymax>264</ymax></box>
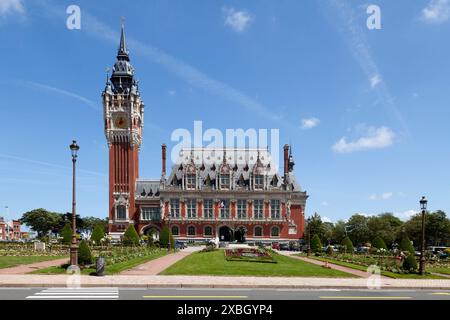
<box><xmin>0</xmin><ymin>256</ymin><xmax>68</xmax><ymax>269</ymax></box>
<box><xmin>428</xmin><ymin>267</ymin><xmax>450</xmax><ymax>276</ymax></box>
<box><xmin>33</xmin><ymin>250</ymin><xmax>167</xmax><ymax>275</ymax></box>
<box><xmin>309</xmin><ymin>256</ymin><xmax>447</xmax><ymax>279</ymax></box>
<box><xmin>160</xmin><ymin>250</ymin><xmax>356</xmax><ymax>277</ymax></box>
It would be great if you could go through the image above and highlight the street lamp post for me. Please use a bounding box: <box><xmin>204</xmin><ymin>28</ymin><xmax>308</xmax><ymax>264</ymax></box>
<box><xmin>167</xmin><ymin>214</ymin><xmax>171</xmax><ymax>253</ymax></box>
<box><xmin>419</xmin><ymin>196</ymin><xmax>428</xmax><ymax>275</ymax></box>
<box><xmin>69</xmin><ymin>140</ymin><xmax>80</xmax><ymax>267</ymax></box>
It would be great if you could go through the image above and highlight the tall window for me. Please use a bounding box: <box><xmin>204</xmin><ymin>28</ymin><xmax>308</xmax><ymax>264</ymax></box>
<box><xmin>237</xmin><ymin>200</ymin><xmax>247</xmax><ymax>219</ymax></box>
<box><xmin>271</xmin><ymin>226</ymin><xmax>280</xmax><ymax>237</ymax></box>
<box><xmin>116</xmin><ymin>205</ymin><xmax>126</xmax><ymax>220</ymax></box>
<box><xmin>170</xmin><ymin>199</ymin><xmax>180</xmax><ymax>218</ymax></box>
<box><xmin>220</xmin><ymin>200</ymin><xmax>230</xmax><ymax>219</ymax></box>
<box><xmin>186</xmin><ymin>199</ymin><xmax>197</xmax><ymax>218</ymax></box>
<box><xmin>220</xmin><ymin>174</ymin><xmax>230</xmax><ymax>189</ymax></box>
<box><xmin>254</xmin><ymin>174</ymin><xmax>264</xmax><ymax>190</ymax></box>
<box><xmin>253</xmin><ymin>200</ymin><xmax>264</xmax><ymax>220</ymax></box>
<box><xmin>204</xmin><ymin>226</ymin><xmax>213</xmax><ymax>236</ymax></box>
<box><xmin>141</xmin><ymin>207</ymin><xmax>161</xmax><ymax>221</ymax></box>
<box><xmin>186</xmin><ymin>174</ymin><xmax>196</xmax><ymax>190</ymax></box>
<box><xmin>187</xmin><ymin>225</ymin><xmax>196</xmax><ymax>236</ymax></box>
<box><xmin>270</xmin><ymin>200</ymin><xmax>280</xmax><ymax>219</ymax></box>
<box><xmin>171</xmin><ymin>225</ymin><xmax>179</xmax><ymax>236</ymax></box>
<box><xmin>254</xmin><ymin>226</ymin><xmax>263</xmax><ymax>237</ymax></box>
<box><xmin>203</xmin><ymin>199</ymin><xmax>214</xmax><ymax>219</ymax></box>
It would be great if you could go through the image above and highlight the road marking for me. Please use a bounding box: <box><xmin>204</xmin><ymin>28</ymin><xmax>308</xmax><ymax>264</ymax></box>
<box><xmin>143</xmin><ymin>295</ymin><xmax>248</xmax><ymax>299</ymax></box>
<box><xmin>430</xmin><ymin>292</ymin><xmax>450</xmax><ymax>295</ymax></box>
<box><xmin>320</xmin><ymin>296</ymin><xmax>413</xmax><ymax>300</ymax></box>
<box><xmin>26</xmin><ymin>288</ymin><xmax>119</xmax><ymax>300</ymax></box>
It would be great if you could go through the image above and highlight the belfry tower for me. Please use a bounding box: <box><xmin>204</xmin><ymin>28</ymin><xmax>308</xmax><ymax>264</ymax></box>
<box><xmin>102</xmin><ymin>22</ymin><xmax>144</xmax><ymax>234</ymax></box>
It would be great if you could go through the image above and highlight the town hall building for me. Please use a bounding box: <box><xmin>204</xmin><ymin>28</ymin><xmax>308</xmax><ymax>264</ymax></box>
<box><xmin>103</xmin><ymin>24</ymin><xmax>308</xmax><ymax>243</ymax></box>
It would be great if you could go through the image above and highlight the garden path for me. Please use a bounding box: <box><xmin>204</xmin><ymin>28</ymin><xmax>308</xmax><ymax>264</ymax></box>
<box><xmin>0</xmin><ymin>258</ymin><xmax>69</xmax><ymax>275</ymax></box>
<box><xmin>277</xmin><ymin>251</ymin><xmax>390</xmax><ymax>279</ymax></box>
<box><xmin>120</xmin><ymin>246</ymin><xmax>203</xmax><ymax>275</ymax></box>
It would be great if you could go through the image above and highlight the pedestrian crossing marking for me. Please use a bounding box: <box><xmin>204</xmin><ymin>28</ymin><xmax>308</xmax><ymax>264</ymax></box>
<box><xmin>26</xmin><ymin>287</ymin><xmax>119</xmax><ymax>300</ymax></box>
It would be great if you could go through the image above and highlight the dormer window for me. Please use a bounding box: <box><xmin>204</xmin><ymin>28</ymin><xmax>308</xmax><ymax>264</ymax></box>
<box><xmin>220</xmin><ymin>174</ymin><xmax>230</xmax><ymax>190</ymax></box>
<box><xmin>186</xmin><ymin>174</ymin><xmax>196</xmax><ymax>190</ymax></box>
<box><xmin>254</xmin><ymin>174</ymin><xmax>264</xmax><ymax>190</ymax></box>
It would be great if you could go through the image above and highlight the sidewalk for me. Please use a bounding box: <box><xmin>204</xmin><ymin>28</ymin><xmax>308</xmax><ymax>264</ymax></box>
<box><xmin>121</xmin><ymin>246</ymin><xmax>202</xmax><ymax>275</ymax></box>
<box><xmin>1</xmin><ymin>274</ymin><xmax>450</xmax><ymax>289</ymax></box>
<box><xmin>0</xmin><ymin>258</ymin><xmax>69</xmax><ymax>275</ymax></box>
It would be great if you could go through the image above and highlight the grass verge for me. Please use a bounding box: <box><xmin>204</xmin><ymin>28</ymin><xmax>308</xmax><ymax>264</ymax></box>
<box><xmin>0</xmin><ymin>256</ymin><xmax>68</xmax><ymax>269</ymax></box>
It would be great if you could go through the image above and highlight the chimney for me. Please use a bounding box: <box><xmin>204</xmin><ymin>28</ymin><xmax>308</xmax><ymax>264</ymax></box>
<box><xmin>283</xmin><ymin>144</ymin><xmax>289</xmax><ymax>177</ymax></box>
<box><xmin>161</xmin><ymin>144</ymin><xmax>167</xmax><ymax>176</ymax></box>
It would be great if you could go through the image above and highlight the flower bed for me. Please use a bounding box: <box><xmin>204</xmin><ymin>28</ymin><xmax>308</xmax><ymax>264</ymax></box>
<box><xmin>224</xmin><ymin>248</ymin><xmax>276</xmax><ymax>263</ymax></box>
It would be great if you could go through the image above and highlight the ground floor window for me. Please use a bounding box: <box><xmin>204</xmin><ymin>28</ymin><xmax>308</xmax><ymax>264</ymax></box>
<box><xmin>187</xmin><ymin>225</ymin><xmax>196</xmax><ymax>236</ymax></box>
<box><xmin>254</xmin><ymin>226</ymin><xmax>263</xmax><ymax>237</ymax></box>
<box><xmin>271</xmin><ymin>226</ymin><xmax>280</xmax><ymax>237</ymax></box>
<box><xmin>204</xmin><ymin>226</ymin><xmax>213</xmax><ymax>236</ymax></box>
<box><xmin>171</xmin><ymin>225</ymin><xmax>179</xmax><ymax>236</ymax></box>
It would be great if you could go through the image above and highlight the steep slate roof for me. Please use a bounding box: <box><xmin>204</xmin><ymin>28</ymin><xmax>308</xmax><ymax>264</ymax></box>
<box><xmin>165</xmin><ymin>148</ymin><xmax>301</xmax><ymax>191</ymax></box>
<box><xmin>136</xmin><ymin>179</ymin><xmax>160</xmax><ymax>199</ymax></box>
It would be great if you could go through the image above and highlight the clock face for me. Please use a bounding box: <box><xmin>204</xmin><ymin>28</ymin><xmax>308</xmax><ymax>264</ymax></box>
<box><xmin>115</xmin><ymin>116</ymin><xmax>128</xmax><ymax>129</ymax></box>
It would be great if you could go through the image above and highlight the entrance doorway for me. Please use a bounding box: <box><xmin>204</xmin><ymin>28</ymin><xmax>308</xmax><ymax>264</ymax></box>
<box><xmin>144</xmin><ymin>227</ymin><xmax>160</xmax><ymax>241</ymax></box>
<box><xmin>234</xmin><ymin>227</ymin><xmax>247</xmax><ymax>243</ymax></box>
<box><xmin>219</xmin><ymin>226</ymin><xmax>233</xmax><ymax>242</ymax></box>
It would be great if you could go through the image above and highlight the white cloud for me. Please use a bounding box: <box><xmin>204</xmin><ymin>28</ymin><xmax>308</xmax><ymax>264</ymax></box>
<box><xmin>370</xmin><ymin>74</ymin><xmax>381</xmax><ymax>89</ymax></box>
<box><xmin>421</xmin><ymin>0</ymin><xmax>450</xmax><ymax>23</ymax></box>
<box><xmin>332</xmin><ymin>126</ymin><xmax>396</xmax><ymax>153</ymax></box>
<box><xmin>395</xmin><ymin>210</ymin><xmax>418</xmax><ymax>221</ymax></box>
<box><xmin>301</xmin><ymin>117</ymin><xmax>320</xmax><ymax>129</ymax></box>
<box><xmin>322</xmin><ymin>216</ymin><xmax>332</xmax><ymax>223</ymax></box>
<box><xmin>369</xmin><ymin>192</ymin><xmax>393</xmax><ymax>200</ymax></box>
<box><xmin>223</xmin><ymin>7</ymin><xmax>253</xmax><ymax>32</ymax></box>
<box><xmin>0</xmin><ymin>0</ymin><xmax>24</xmax><ymax>16</ymax></box>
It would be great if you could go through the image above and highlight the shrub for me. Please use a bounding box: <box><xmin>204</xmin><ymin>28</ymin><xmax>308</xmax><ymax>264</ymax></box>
<box><xmin>78</xmin><ymin>240</ymin><xmax>93</xmax><ymax>266</ymax></box>
<box><xmin>122</xmin><ymin>225</ymin><xmax>140</xmax><ymax>246</ymax></box>
<box><xmin>91</xmin><ymin>224</ymin><xmax>105</xmax><ymax>245</ymax></box>
<box><xmin>160</xmin><ymin>226</ymin><xmax>175</xmax><ymax>250</ymax></box>
<box><xmin>341</xmin><ymin>237</ymin><xmax>354</xmax><ymax>254</ymax></box>
<box><xmin>402</xmin><ymin>254</ymin><xmax>418</xmax><ymax>273</ymax></box>
<box><xmin>372</xmin><ymin>236</ymin><xmax>387</xmax><ymax>250</ymax></box>
<box><xmin>326</xmin><ymin>245</ymin><xmax>334</xmax><ymax>256</ymax></box>
<box><xmin>400</xmin><ymin>236</ymin><xmax>415</xmax><ymax>254</ymax></box>
<box><xmin>202</xmin><ymin>243</ymin><xmax>217</xmax><ymax>252</ymax></box>
<box><xmin>311</xmin><ymin>234</ymin><xmax>323</xmax><ymax>253</ymax></box>
<box><xmin>60</xmin><ymin>223</ymin><xmax>72</xmax><ymax>245</ymax></box>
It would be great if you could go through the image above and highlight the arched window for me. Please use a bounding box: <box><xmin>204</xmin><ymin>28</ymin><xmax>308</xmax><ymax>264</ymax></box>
<box><xmin>254</xmin><ymin>226</ymin><xmax>263</xmax><ymax>237</ymax></box>
<box><xmin>187</xmin><ymin>225</ymin><xmax>196</xmax><ymax>236</ymax></box>
<box><xmin>204</xmin><ymin>226</ymin><xmax>213</xmax><ymax>236</ymax></box>
<box><xmin>171</xmin><ymin>225</ymin><xmax>179</xmax><ymax>236</ymax></box>
<box><xmin>271</xmin><ymin>226</ymin><xmax>280</xmax><ymax>237</ymax></box>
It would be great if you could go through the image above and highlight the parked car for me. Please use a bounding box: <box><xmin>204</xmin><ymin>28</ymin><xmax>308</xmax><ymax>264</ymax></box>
<box><xmin>175</xmin><ymin>240</ymin><xmax>186</xmax><ymax>249</ymax></box>
<box><xmin>272</xmin><ymin>242</ymin><xmax>280</xmax><ymax>250</ymax></box>
<box><xmin>279</xmin><ymin>243</ymin><xmax>290</xmax><ymax>251</ymax></box>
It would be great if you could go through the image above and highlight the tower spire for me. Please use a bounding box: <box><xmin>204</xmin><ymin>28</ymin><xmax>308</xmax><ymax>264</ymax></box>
<box><xmin>117</xmin><ymin>17</ymin><xmax>129</xmax><ymax>61</ymax></box>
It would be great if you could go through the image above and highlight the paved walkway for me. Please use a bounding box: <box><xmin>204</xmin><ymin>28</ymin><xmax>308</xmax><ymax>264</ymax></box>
<box><xmin>120</xmin><ymin>246</ymin><xmax>202</xmax><ymax>275</ymax></box>
<box><xmin>0</xmin><ymin>258</ymin><xmax>69</xmax><ymax>275</ymax></box>
<box><xmin>1</xmin><ymin>274</ymin><xmax>450</xmax><ymax>289</ymax></box>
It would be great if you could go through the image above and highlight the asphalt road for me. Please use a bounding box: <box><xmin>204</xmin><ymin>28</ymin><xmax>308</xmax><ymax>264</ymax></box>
<box><xmin>1</xmin><ymin>287</ymin><xmax>450</xmax><ymax>300</ymax></box>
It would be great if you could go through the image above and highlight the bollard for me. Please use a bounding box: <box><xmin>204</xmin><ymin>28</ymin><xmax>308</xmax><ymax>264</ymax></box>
<box><xmin>96</xmin><ymin>257</ymin><xmax>105</xmax><ymax>276</ymax></box>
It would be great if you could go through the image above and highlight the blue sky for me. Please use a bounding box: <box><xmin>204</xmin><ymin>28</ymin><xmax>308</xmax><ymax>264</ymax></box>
<box><xmin>0</xmin><ymin>0</ymin><xmax>449</xmax><ymax>224</ymax></box>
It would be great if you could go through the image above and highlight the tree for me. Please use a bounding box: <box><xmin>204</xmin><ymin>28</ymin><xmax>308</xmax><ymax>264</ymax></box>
<box><xmin>78</xmin><ymin>240</ymin><xmax>93</xmax><ymax>266</ymax></box>
<box><xmin>122</xmin><ymin>225</ymin><xmax>140</xmax><ymax>246</ymax></box>
<box><xmin>55</xmin><ymin>212</ymin><xmax>83</xmax><ymax>235</ymax></box>
<box><xmin>81</xmin><ymin>216</ymin><xmax>108</xmax><ymax>234</ymax></box>
<box><xmin>341</xmin><ymin>236</ymin><xmax>354</xmax><ymax>254</ymax></box>
<box><xmin>400</xmin><ymin>235</ymin><xmax>415</xmax><ymax>254</ymax></box>
<box><xmin>60</xmin><ymin>223</ymin><xmax>73</xmax><ymax>245</ymax></box>
<box><xmin>305</xmin><ymin>213</ymin><xmax>326</xmax><ymax>245</ymax></box>
<box><xmin>20</xmin><ymin>209</ymin><xmax>62</xmax><ymax>238</ymax></box>
<box><xmin>310</xmin><ymin>234</ymin><xmax>323</xmax><ymax>253</ymax></box>
<box><xmin>91</xmin><ymin>224</ymin><xmax>105</xmax><ymax>245</ymax></box>
<box><xmin>160</xmin><ymin>226</ymin><xmax>175</xmax><ymax>249</ymax></box>
<box><xmin>346</xmin><ymin>214</ymin><xmax>370</xmax><ymax>246</ymax></box>
<box><xmin>332</xmin><ymin>220</ymin><xmax>347</xmax><ymax>244</ymax></box>
<box><xmin>372</xmin><ymin>236</ymin><xmax>387</xmax><ymax>250</ymax></box>
<box><xmin>367</xmin><ymin>213</ymin><xmax>402</xmax><ymax>247</ymax></box>
<box><xmin>404</xmin><ymin>210</ymin><xmax>450</xmax><ymax>247</ymax></box>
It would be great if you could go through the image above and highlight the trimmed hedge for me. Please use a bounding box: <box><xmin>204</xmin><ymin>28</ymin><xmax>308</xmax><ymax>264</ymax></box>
<box><xmin>122</xmin><ymin>225</ymin><xmax>140</xmax><ymax>246</ymax></box>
